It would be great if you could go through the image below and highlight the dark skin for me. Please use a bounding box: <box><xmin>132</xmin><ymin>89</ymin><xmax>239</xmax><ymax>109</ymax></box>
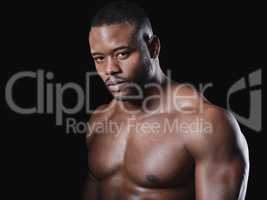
<box><xmin>84</xmin><ymin>22</ymin><xmax>249</xmax><ymax>200</ymax></box>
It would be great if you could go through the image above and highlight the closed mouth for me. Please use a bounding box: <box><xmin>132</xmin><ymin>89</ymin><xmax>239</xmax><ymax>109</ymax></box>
<box><xmin>107</xmin><ymin>81</ymin><xmax>128</xmax><ymax>91</ymax></box>
<box><xmin>106</xmin><ymin>80</ymin><xmax>126</xmax><ymax>86</ymax></box>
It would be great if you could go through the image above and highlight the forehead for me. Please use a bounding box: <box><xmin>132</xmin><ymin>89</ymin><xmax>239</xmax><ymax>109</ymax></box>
<box><xmin>89</xmin><ymin>23</ymin><xmax>138</xmax><ymax>53</ymax></box>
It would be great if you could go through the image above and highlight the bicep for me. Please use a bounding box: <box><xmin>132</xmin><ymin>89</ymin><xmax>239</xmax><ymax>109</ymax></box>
<box><xmin>195</xmin><ymin>154</ymin><xmax>247</xmax><ymax>200</ymax></box>
<box><xmin>185</xmin><ymin>108</ymin><xmax>249</xmax><ymax>200</ymax></box>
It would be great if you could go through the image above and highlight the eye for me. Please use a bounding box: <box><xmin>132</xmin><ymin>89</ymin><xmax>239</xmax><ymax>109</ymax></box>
<box><xmin>116</xmin><ymin>51</ymin><xmax>130</xmax><ymax>60</ymax></box>
<box><xmin>93</xmin><ymin>56</ymin><xmax>105</xmax><ymax>63</ymax></box>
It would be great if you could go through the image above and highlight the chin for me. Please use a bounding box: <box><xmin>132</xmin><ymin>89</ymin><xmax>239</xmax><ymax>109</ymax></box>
<box><xmin>113</xmin><ymin>93</ymin><xmax>129</xmax><ymax>101</ymax></box>
<box><xmin>112</xmin><ymin>90</ymin><xmax>136</xmax><ymax>101</ymax></box>
<box><xmin>114</xmin><ymin>96</ymin><xmax>128</xmax><ymax>101</ymax></box>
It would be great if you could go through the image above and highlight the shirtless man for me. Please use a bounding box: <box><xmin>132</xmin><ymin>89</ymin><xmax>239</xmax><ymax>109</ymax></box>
<box><xmin>83</xmin><ymin>1</ymin><xmax>249</xmax><ymax>199</ymax></box>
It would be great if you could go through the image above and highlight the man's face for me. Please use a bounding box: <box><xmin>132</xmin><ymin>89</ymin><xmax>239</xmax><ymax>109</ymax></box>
<box><xmin>89</xmin><ymin>23</ymin><xmax>151</xmax><ymax>99</ymax></box>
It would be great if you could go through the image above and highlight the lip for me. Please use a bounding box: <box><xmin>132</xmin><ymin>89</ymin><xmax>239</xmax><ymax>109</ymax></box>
<box><xmin>106</xmin><ymin>79</ymin><xmax>126</xmax><ymax>86</ymax></box>
<box><xmin>107</xmin><ymin>81</ymin><xmax>127</xmax><ymax>92</ymax></box>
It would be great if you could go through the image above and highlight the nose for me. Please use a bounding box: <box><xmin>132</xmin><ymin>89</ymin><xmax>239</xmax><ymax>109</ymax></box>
<box><xmin>105</xmin><ymin>56</ymin><xmax>121</xmax><ymax>75</ymax></box>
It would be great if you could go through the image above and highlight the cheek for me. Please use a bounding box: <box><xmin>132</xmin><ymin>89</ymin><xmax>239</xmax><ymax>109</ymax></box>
<box><xmin>120</xmin><ymin>52</ymin><xmax>146</xmax><ymax>80</ymax></box>
<box><xmin>95</xmin><ymin>65</ymin><xmax>107</xmax><ymax>80</ymax></box>
<box><xmin>95</xmin><ymin>64</ymin><xmax>103</xmax><ymax>73</ymax></box>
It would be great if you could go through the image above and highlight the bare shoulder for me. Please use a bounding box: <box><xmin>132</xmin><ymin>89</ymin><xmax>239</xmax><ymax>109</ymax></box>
<box><xmin>183</xmin><ymin>103</ymin><xmax>249</xmax><ymax>164</ymax></box>
<box><xmin>202</xmin><ymin>104</ymin><xmax>248</xmax><ymax>149</ymax></box>
<box><xmin>168</xmin><ymin>82</ymin><xmax>210</xmax><ymax>112</ymax></box>
<box><xmin>169</xmin><ymin>83</ymin><xmax>249</xmax><ymax>162</ymax></box>
<box><xmin>170</xmin><ymin>83</ymin><xmax>247</xmax><ymax>144</ymax></box>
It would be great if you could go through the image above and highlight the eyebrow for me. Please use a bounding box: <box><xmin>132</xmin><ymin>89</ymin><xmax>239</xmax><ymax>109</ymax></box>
<box><xmin>91</xmin><ymin>46</ymin><xmax>132</xmax><ymax>56</ymax></box>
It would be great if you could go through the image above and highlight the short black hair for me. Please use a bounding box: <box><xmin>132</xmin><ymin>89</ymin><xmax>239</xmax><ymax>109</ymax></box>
<box><xmin>90</xmin><ymin>1</ymin><xmax>152</xmax><ymax>31</ymax></box>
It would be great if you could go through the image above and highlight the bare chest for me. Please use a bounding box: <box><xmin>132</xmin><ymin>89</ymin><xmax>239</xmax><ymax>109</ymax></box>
<box><xmin>88</xmin><ymin>114</ymin><xmax>194</xmax><ymax>187</ymax></box>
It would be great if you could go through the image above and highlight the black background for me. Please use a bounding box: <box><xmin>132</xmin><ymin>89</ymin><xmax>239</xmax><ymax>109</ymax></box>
<box><xmin>2</xmin><ymin>0</ymin><xmax>265</xmax><ymax>199</ymax></box>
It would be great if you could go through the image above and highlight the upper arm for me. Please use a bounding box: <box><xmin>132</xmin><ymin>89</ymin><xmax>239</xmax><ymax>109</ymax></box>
<box><xmin>185</xmin><ymin>107</ymin><xmax>249</xmax><ymax>200</ymax></box>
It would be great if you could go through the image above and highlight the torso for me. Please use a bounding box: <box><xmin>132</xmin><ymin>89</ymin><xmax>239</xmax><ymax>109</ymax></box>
<box><xmin>87</xmin><ymin>102</ymin><xmax>199</xmax><ymax>199</ymax></box>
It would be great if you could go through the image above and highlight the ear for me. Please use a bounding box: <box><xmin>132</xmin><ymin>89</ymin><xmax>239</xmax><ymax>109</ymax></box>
<box><xmin>148</xmin><ymin>35</ymin><xmax>161</xmax><ymax>59</ymax></box>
